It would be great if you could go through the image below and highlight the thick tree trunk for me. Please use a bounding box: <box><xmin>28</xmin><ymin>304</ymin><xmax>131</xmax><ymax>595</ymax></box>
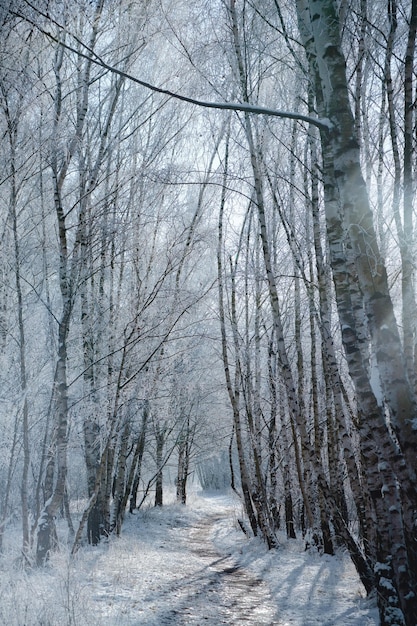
<box><xmin>295</xmin><ymin>1</ymin><xmax>417</xmax><ymax>621</ymax></box>
<box><xmin>308</xmin><ymin>0</ymin><xmax>417</xmax><ymax>476</ymax></box>
<box><xmin>402</xmin><ymin>0</ymin><xmax>417</xmax><ymax>390</ymax></box>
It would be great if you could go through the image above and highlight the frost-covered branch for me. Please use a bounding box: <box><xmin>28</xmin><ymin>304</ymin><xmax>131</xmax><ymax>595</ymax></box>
<box><xmin>13</xmin><ymin>2</ymin><xmax>332</xmax><ymax>132</ymax></box>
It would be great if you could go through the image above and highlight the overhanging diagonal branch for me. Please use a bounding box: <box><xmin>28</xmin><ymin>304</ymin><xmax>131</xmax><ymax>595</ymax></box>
<box><xmin>13</xmin><ymin>2</ymin><xmax>332</xmax><ymax>132</ymax></box>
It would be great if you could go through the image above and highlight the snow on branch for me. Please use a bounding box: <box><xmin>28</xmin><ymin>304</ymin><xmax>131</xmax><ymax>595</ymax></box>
<box><xmin>14</xmin><ymin>2</ymin><xmax>332</xmax><ymax>132</ymax></box>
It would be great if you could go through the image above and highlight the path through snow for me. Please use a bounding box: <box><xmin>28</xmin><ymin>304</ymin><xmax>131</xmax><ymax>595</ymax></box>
<box><xmin>158</xmin><ymin>511</ymin><xmax>277</xmax><ymax>624</ymax></box>
<box><xmin>79</xmin><ymin>491</ymin><xmax>378</xmax><ymax>625</ymax></box>
<box><xmin>0</xmin><ymin>491</ymin><xmax>379</xmax><ymax>625</ymax></box>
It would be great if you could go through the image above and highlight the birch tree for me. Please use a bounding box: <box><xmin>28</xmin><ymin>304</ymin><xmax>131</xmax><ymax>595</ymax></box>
<box><xmin>295</xmin><ymin>0</ymin><xmax>417</xmax><ymax>622</ymax></box>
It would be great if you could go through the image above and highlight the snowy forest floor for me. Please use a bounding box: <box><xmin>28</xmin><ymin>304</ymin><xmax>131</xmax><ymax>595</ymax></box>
<box><xmin>0</xmin><ymin>490</ymin><xmax>380</xmax><ymax>625</ymax></box>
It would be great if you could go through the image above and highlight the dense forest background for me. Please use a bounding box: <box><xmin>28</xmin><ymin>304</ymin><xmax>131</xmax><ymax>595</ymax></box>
<box><xmin>0</xmin><ymin>1</ymin><xmax>416</xmax><ymax>624</ymax></box>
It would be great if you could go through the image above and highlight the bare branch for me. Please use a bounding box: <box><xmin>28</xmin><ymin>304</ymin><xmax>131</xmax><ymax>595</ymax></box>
<box><xmin>13</xmin><ymin>2</ymin><xmax>332</xmax><ymax>132</ymax></box>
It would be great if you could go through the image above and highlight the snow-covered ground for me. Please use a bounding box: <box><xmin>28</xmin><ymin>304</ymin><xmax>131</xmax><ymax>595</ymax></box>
<box><xmin>0</xmin><ymin>490</ymin><xmax>379</xmax><ymax>625</ymax></box>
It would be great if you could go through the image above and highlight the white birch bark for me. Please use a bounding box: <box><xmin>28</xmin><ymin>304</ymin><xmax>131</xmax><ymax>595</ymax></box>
<box><xmin>295</xmin><ymin>1</ymin><xmax>417</xmax><ymax>620</ymax></box>
<box><xmin>307</xmin><ymin>0</ymin><xmax>417</xmax><ymax>477</ymax></box>
<box><xmin>37</xmin><ymin>1</ymin><xmax>105</xmax><ymax>563</ymax></box>
<box><xmin>1</xmin><ymin>82</ymin><xmax>31</xmax><ymax>554</ymax></box>
<box><xmin>217</xmin><ymin>130</ymin><xmax>259</xmax><ymax>537</ymax></box>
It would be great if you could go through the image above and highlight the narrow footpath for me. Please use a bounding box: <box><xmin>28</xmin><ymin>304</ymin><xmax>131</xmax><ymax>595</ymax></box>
<box><xmin>81</xmin><ymin>493</ymin><xmax>377</xmax><ymax>625</ymax></box>
<box><xmin>158</xmin><ymin>512</ymin><xmax>278</xmax><ymax>624</ymax></box>
<box><xmin>0</xmin><ymin>492</ymin><xmax>379</xmax><ymax>624</ymax></box>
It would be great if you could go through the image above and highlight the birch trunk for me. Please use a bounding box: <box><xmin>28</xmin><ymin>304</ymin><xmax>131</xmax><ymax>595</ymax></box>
<box><xmin>217</xmin><ymin>131</ymin><xmax>258</xmax><ymax>536</ymax></box>
<box><xmin>295</xmin><ymin>3</ymin><xmax>417</xmax><ymax>620</ymax></box>
<box><xmin>154</xmin><ymin>423</ymin><xmax>165</xmax><ymax>508</ymax></box>
<box><xmin>307</xmin><ymin>0</ymin><xmax>417</xmax><ymax>476</ymax></box>
<box><xmin>111</xmin><ymin>418</ymin><xmax>131</xmax><ymax>533</ymax></box>
<box><xmin>36</xmin><ymin>40</ymin><xmax>70</xmax><ymax>565</ymax></box>
<box><xmin>129</xmin><ymin>401</ymin><xmax>149</xmax><ymax>513</ymax></box>
<box><xmin>402</xmin><ymin>0</ymin><xmax>417</xmax><ymax>390</ymax></box>
<box><xmin>229</xmin><ymin>0</ymin><xmax>317</xmax><ymax>536</ymax></box>
<box><xmin>176</xmin><ymin>415</ymin><xmax>194</xmax><ymax>506</ymax></box>
<box><xmin>267</xmin><ymin>332</ymin><xmax>283</xmax><ymax>533</ymax></box>
<box><xmin>2</xmin><ymin>86</ymin><xmax>31</xmax><ymax>554</ymax></box>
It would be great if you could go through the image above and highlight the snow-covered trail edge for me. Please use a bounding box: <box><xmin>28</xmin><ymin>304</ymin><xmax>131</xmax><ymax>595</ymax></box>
<box><xmin>0</xmin><ymin>491</ymin><xmax>379</xmax><ymax>625</ymax></box>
